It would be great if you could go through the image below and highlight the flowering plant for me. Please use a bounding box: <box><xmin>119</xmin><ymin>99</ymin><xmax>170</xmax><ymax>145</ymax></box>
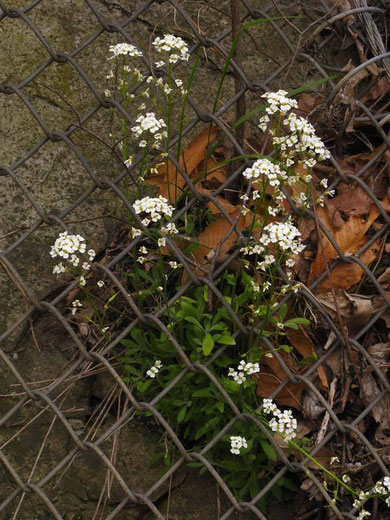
<box><xmin>48</xmin><ymin>33</ymin><xmax>389</xmax><ymax>517</ymax></box>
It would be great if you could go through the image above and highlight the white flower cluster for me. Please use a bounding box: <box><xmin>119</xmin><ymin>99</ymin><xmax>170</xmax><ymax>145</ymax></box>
<box><xmin>146</xmin><ymin>360</ymin><xmax>162</xmax><ymax>378</ymax></box>
<box><xmin>50</xmin><ymin>231</ymin><xmax>96</xmax><ymax>274</ymax></box>
<box><xmin>243</xmin><ymin>158</ymin><xmax>287</xmax><ymax>188</ymax></box>
<box><xmin>145</xmin><ymin>74</ymin><xmax>187</xmax><ymax>97</ymax></box>
<box><xmin>373</xmin><ymin>477</ymin><xmax>390</xmax><ymax>503</ymax></box>
<box><xmin>228</xmin><ymin>360</ymin><xmax>260</xmax><ymax>385</ymax></box>
<box><xmin>152</xmin><ymin>34</ymin><xmax>190</xmax><ymax>64</ymax></box>
<box><xmin>133</xmin><ymin>196</ymin><xmax>174</xmax><ymax>226</ymax></box>
<box><xmin>230</xmin><ymin>435</ymin><xmax>248</xmax><ymax>455</ymax></box>
<box><xmin>262</xmin><ymin>398</ymin><xmax>297</xmax><ymax>441</ymax></box>
<box><xmin>259</xmin><ymin>220</ymin><xmax>305</xmax><ymax>255</ymax></box>
<box><xmin>273</xmin><ymin>112</ymin><xmax>330</xmax><ymax>168</ymax></box>
<box><xmin>109</xmin><ymin>43</ymin><xmax>143</xmax><ymax>59</ymax></box>
<box><xmin>71</xmin><ymin>299</ymin><xmax>82</xmax><ymax>315</ymax></box>
<box><xmin>262</xmin><ymin>90</ymin><xmax>298</xmax><ymax>115</ymax></box>
<box><xmin>161</xmin><ymin>222</ymin><xmax>179</xmax><ymax>235</ymax></box>
<box><xmin>352</xmin><ymin>476</ymin><xmax>390</xmax><ymax>515</ymax></box>
<box><xmin>131</xmin><ymin>112</ymin><xmax>167</xmax><ymax>148</ymax></box>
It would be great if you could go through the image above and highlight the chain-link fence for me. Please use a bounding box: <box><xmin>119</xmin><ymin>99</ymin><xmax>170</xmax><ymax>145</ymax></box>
<box><xmin>1</xmin><ymin>0</ymin><xmax>390</xmax><ymax>519</ymax></box>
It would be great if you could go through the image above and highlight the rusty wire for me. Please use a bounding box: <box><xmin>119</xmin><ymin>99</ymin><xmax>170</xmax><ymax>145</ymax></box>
<box><xmin>0</xmin><ymin>0</ymin><xmax>389</xmax><ymax>519</ymax></box>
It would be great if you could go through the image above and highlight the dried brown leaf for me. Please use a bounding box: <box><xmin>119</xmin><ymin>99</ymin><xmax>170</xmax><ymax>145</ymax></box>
<box><xmin>146</xmin><ymin>126</ymin><xmax>218</xmax><ymax>203</ymax></box>
<box><xmin>308</xmin><ymin>201</ymin><xmax>380</xmax><ymax>291</ymax></box>
<box><xmin>288</xmin><ymin>327</ymin><xmax>329</xmax><ymax>390</ymax></box>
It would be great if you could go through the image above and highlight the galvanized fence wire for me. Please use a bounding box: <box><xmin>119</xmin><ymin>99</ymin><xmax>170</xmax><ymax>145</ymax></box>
<box><xmin>0</xmin><ymin>0</ymin><xmax>389</xmax><ymax>518</ymax></box>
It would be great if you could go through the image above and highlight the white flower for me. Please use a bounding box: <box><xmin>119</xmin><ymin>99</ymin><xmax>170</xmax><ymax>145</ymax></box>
<box><xmin>50</xmin><ymin>232</ymin><xmax>86</xmax><ymax>260</ymax></box>
<box><xmin>79</xmin><ymin>276</ymin><xmax>86</xmax><ymax>287</ymax></box>
<box><xmin>146</xmin><ymin>360</ymin><xmax>163</xmax><ymax>378</ymax></box>
<box><xmin>342</xmin><ymin>474</ymin><xmax>350</xmax><ymax>483</ymax></box>
<box><xmin>97</xmin><ymin>280</ymin><xmax>105</xmax><ymax>288</ymax></box>
<box><xmin>133</xmin><ymin>196</ymin><xmax>174</xmax><ymax>223</ymax></box>
<box><xmin>259</xmin><ymin>220</ymin><xmax>305</xmax><ymax>255</ymax></box>
<box><xmin>157</xmin><ymin>237</ymin><xmax>166</xmax><ymax>247</ymax></box>
<box><xmin>251</xmin><ymin>280</ymin><xmax>261</xmax><ymax>292</ymax></box>
<box><xmin>230</xmin><ymin>435</ymin><xmax>248</xmax><ymax>455</ymax></box>
<box><xmin>262</xmin><ymin>90</ymin><xmax>298</xmax><ymax>115</ymax></box>
<box><xmin>152</xmin><ymin>34</ymin><xmax>190</xmax><ymax>63</ymax></box>
<box><xmin>52</xmin><ymin>262</ymin><xmax>66</xmax><ymax>275</ymax></box>
<box><xmin>243</xmin><ymin>158</ymin><xmax>287</xmax><ymax>187</ymax></box>
<box><xmin>82</xmin><ymin>262</ymin><xmax>90</xmax><ymax>270</ymax></box>
<box><xmin>137</xmin><ymin>256</ymin><xmax>146</xmax><ymax>264</ymax></box>
<box><xmin>263</xmin><ymin>399</ymin><xmax>297</xmax><ymax>441</ymax></box>
<box><xmin>69</xmin><ymin>254</ymin><xmax>80</xmax><ymax>267</ymax></box>
<box><xmin>87</xmin><ymin>249</ymin><xmax>96</xmax><ymax>261</ymax></box>
<box><xmin>139</xmin><ymin>246</ymin><xmax>148</xmax><ymax>254</ymax></box>
<box><xmin>109</xmin><ymin>42</ymin><xmax>142</xmax><ymax>59</ymax></box>
<box><xmin>71</xmin><ymin>299</ymin><xmax>82</xmax><ymax>315</ymax></box>
<box><xmin>131</xmin><ymin>113</ymin><xmax>166</xmax><ymax>148</ymax></box>
<box><xmin>175</xmin><ymin>79</ymin><xmax>183</xmax><ymax>87</ymax></box>
<box><xmin>258</xmin><ymin>115</ymin><xmax>270</xmax><ymax>132</ymax></box>
<box><xmin>155</xmin><ymin>60</ymin><xmax>165</xmax><ymax>68</ymax></box>
<box><xmin>273</xmin><ymin>112</ymin><xmax>330</xmax><ymax>168</ymax></box>
<box><xmin>228</xmin><ymin>360</ymin><xmax>259</xmax><ymax>384</ymax></box>
<box><xmin>169</xmin><ymin>261</ymin><xmax>179</xmax><ymax>269</ymax></box>
<box><xmin>161</xmin><ymin>222</ymin><xmax>178</xmax><ymax>235</ymax></box>
<box><xmin>130</xmin><ymin>227</ymin><xmax>142</xmax><ymax>238</ymax></box>
<box><xmin>124</xmin><ymin>156</ymin><xmax>133</xmax><ymax>168</ymax></box>
<box><xmin>263</xmin><ymin>398</ymin><xmax>278</xmax><ymax>414</ymax></box>
<box><xmin>357</xmin><ymin>510</ymin><xmax>371</xmax><ymax>520</ymax></box>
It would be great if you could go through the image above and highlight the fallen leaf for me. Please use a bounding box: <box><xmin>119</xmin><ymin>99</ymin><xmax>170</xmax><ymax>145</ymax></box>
<box><xmin>325</xmin><ymin>188</ymin><xmax>373</xmax><ymax>227</ymax></box>
<box><xmin>378</xmin><ymin>267</ymin><xmax>390</xmax><ymax>286</ymax></box>
<box><xmin>146</xmin><ymin>126</ymin><xmax>218</xmax><ymax>203</ymax></box>
<box><xmin>257</xmin><ymin>350</ymin><xmax>305</xmax><ymax>410</ymax></box>
<box><xmin>317</xmin><ymin>291</ymin><xmax>374</xmax><ymax>337</ymax></box>
<box><xmin>288</xmin><ymin>327</ymin><xmax>329</xmax><ymax>390</ymax></box>
<box><xmin>367</xmin><ymin>342</ymin><xmax>390</xmax><ymax>371</ymax></box>
<box><xmin>362</xmin><ymin>370</ymin><xmax>390</xmax><ymax>430</ymax></box>
<box><xmin>302</xmin><ymin>392</ymin><xmax>325</xmax><ymax>420</ymax></box>
<box><xmin>308</xmin><ymin>201</ymin><xmax>380</xmax><ymax>291</ymax></box>
<box><xmin>195</xmin><ymin>208</ymin><xmax>252</xmax><ymax>264</ymax></box>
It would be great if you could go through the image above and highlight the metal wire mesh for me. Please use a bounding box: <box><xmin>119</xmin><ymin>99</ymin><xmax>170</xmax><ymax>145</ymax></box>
<box><xmin>0</xmin><ymin>0</ymin><xmax>389</xmax><ymax>519</ymax></box>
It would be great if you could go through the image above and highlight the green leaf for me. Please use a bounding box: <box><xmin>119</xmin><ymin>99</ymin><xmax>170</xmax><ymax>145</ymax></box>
<box><xmin>120</xmin><ymin>339</ymin><xmax>138</xmax><ymax>348</ymax></box>
<box><xmin>278</xmin><ymin>303</ymin><xmax>288</xmax><ymax>321</ymax></box>
<box><xmin>177</xmin><ymin>405</ymin><xmax>187</xmax><ymax>424</ymax></box>
<box><xmin>283</xmin><ymin>322</ymin><xmax>298</xmax><ymax>330</ymax></box>
<box><xmin>183</xmin><ymin>316</ymin><xmax>204</xmax><ymax>330</ymax></box>
<box><xmin>136</xmin><ymin>380</ymin><xmax>152</xmax><ymax>394</ymax></box>
<box><xmin>192</xmin><ymin>388</ymin><xmax>214</xmax><ymax>398</ymax></box>
<box><xmin>215</xmin><ymin>401</ymin><xmax>225</xmax><ymax>413</ymax></box>
<box><xmin>286</xmin><ymin>317</ymin><xmax>311</xmax><ymax>326</ymax></box>
<box><xmin>187</xmin><ymin>462</ymin><xmax>203</xmax><ymax>468</ymax></box>
<box><xmin>202</xmin><ymin>333</ymin><xmax>214</xmax><ymax>356</ymax></box>
<box><xmin>260</xmin><ymin>439</ymin><xmax>277</xmax><ymax>461</ymax></box>
<box><xmin>217</xmin><ymin>334</ymin><xmax>236</xmax><ymax>345</ymax></box>
<box><xmin>123</xmin><ymin>365</ymin><xmax>140</xmax><ymax>377</ymax></box>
